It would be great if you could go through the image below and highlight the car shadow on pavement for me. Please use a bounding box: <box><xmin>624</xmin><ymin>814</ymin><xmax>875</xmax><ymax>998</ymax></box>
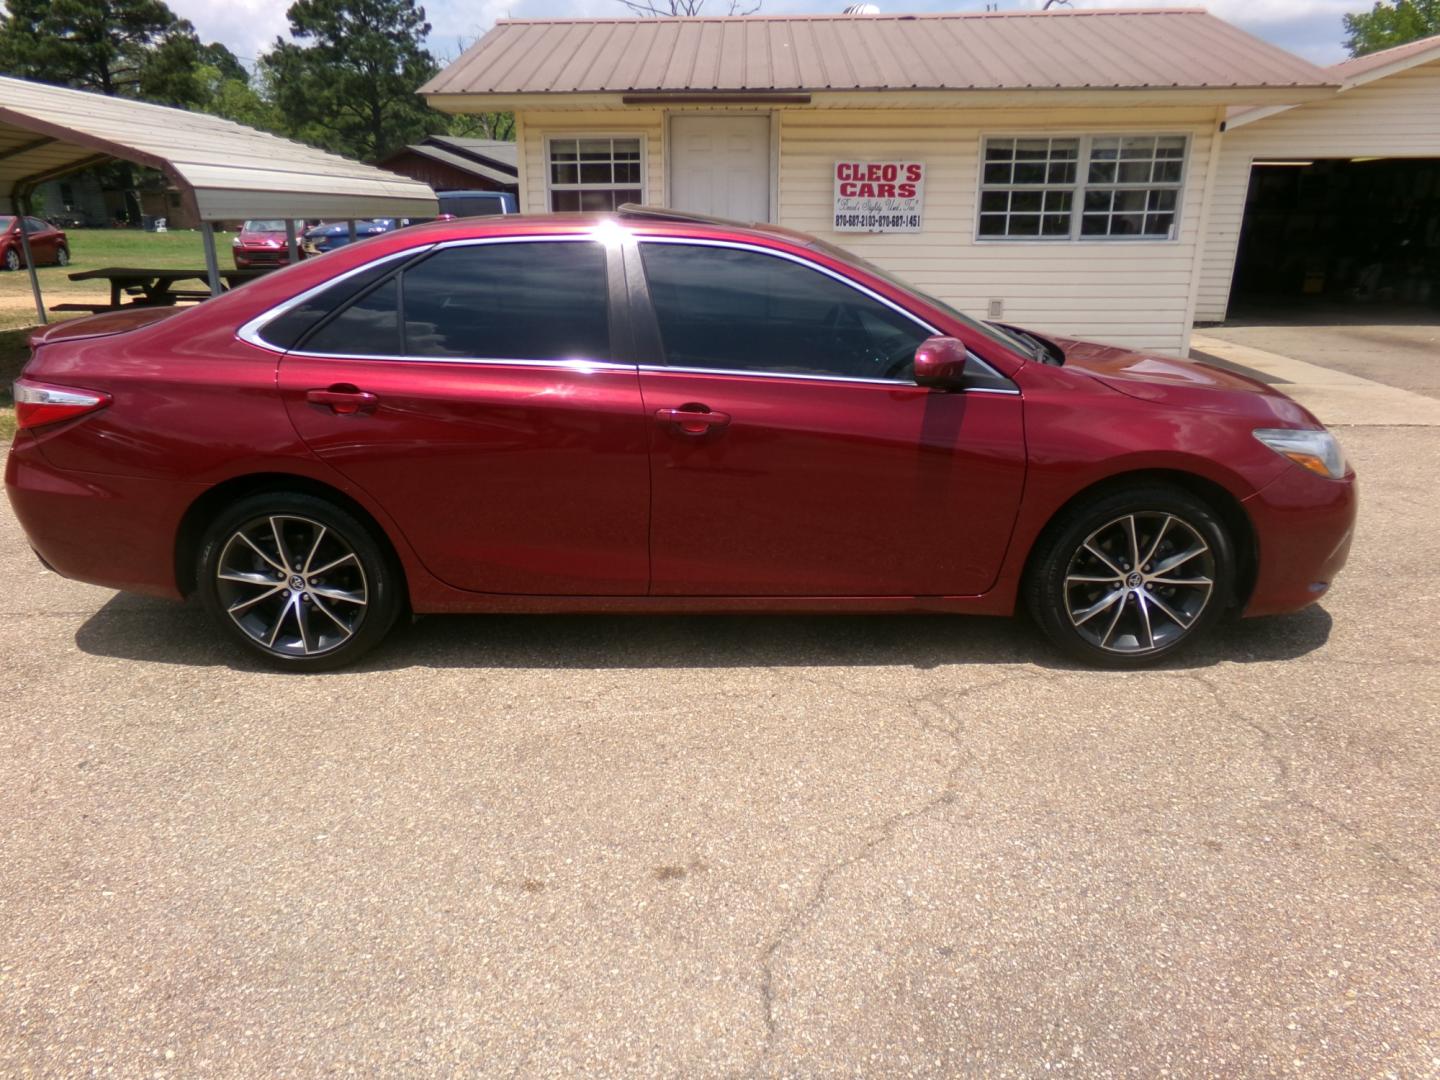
<box><xmin>72</xmin><ymin>594</ymin><xmax>1334</xmax><ymax>673</ymax></box>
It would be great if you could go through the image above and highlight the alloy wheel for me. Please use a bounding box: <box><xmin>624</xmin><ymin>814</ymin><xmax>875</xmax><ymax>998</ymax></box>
<box><xmin>1062</xmin><ymin>512</ymin><xmax>1215</xmax><ymax>655</ymax></box>
<box><xmin>214</xmin><ymin>514</ymin><xmax>368</xmax><ymax>658</ymax></box>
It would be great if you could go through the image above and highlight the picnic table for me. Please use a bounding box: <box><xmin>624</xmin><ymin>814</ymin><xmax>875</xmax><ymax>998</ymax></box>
<box><xmin>57</xmin><ymin>266</ymin><xmax>276</xmax><ymax>313</ymax></box>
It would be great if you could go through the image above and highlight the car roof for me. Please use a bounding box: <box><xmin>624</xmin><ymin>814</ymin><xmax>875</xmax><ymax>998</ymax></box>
<box><xmin>389</xmin><ymin>205</ymin><xmax>812</xmax><ymax>249</ymax></box>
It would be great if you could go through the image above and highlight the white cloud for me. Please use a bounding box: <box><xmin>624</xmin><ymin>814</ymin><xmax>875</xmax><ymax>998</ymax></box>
<box><xmin>168</xmin><ymin>0</ymin><xmax>292</xmax><ymax>64</ymax></box>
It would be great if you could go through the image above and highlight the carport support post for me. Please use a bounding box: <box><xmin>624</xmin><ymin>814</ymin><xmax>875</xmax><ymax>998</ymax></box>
<box><xmin>200</xmin><ymin>221</ymin><xmax>222</xmax><ymax>296</ymax></box>
<box><xmin>347</xmin><ymin>220</ymin><xmax>356</xmax><ymax>244</ymax></box>
<box><xmin>285</xmin><ymin>219</ymin><xmax>299</xmax><ymax>264</ymax></box>
<box><xmin>12</xmin><ymin>197</ymin><xmax>46</xmax><ymax>325</ymax></box>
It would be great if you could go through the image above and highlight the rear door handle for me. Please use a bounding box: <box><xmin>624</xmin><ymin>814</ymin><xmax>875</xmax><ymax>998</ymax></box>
<box><xmin>655</xmin><ymin>407</ymin><xmax>731</xmax><ymax>435</ymax></box>
<box><xmin>307</xmin><ymin>385</ymin><xmax>377</xmax><ymax>415</ymax></box>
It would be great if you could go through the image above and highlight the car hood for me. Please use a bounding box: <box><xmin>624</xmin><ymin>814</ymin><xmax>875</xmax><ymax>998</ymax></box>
<box><xmin>29</xmin><ymin>306</ymin><xmax>185</xmax><ymax>346</ymax></box>
<box><xmin>1051</xmin><ymin>335</ymin><xmax>1319</xmax><ymax>426</ymax></box>
<box><xmin>237</xmin><ymin>232</ymin><xmax>284</xmax><ymax>245</ymax></box>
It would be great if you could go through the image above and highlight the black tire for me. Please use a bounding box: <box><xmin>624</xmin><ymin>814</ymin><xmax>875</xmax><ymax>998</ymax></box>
<box><xmin>3</xmin><ymin>248</ymin><xmax>19</xmax><ymax>271</ymax></box>
<box><xmin>1024</xmin><ymin>484</ymin><xmax>1235</xmax><ymax>668</ymax></box>
<box><xmin>196</xmin><ymin>491</ymin><xmax>403</xmax><ymax>672</ymax></box>
<box><xmin>55</xmin><ymin>245</ymin><xmax>69</xmax><ymax>267</ymax></box>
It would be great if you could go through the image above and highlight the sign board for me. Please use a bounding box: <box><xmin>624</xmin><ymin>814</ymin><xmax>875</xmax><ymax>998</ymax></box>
<box><xmin>833</xmin><ymin>161</ymin><xmax>925</xmax><ymax>233</ymax></box>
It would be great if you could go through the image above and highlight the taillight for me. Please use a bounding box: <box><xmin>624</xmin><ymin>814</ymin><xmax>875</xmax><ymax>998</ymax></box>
<box><xmin>13</xmin><ymin>378</ymin><xmax>111</xmax><ymax>430</ymax></box>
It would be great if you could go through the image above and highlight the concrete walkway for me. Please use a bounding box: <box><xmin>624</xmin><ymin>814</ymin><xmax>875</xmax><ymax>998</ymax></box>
<box><xmin>1192</xmin><ymin>332</ymin><xmax>1440</xmax><ymax>427</ymax></box>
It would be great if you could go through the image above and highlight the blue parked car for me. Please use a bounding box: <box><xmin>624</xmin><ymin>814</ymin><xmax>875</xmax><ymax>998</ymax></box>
<box><xmin>302</xmin><ymin>218</ymin><xmax>398</xmax><ymax>255</ymax></box>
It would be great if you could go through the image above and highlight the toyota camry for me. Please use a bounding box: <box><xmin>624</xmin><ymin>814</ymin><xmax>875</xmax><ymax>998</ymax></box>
<box><xmin>5</xmin><ymin>207</ymin><xmax>1356</xmax><ymax>671</ymax></box>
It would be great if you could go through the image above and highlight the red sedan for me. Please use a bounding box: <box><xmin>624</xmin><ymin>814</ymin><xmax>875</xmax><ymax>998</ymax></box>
<box><xmin>1</xmin><ymin>214</ymin><xmax>68</xmax><ymax>271</ymax></box>
<box><xmin>5</xmin><ymin>208</ymin><xmax>1356</xmax><ymax>671</ymax></box>
<box><xmin>231</xmin><ymin>219</ymin><xmax>305</xmax><ymax>269</ymax></box>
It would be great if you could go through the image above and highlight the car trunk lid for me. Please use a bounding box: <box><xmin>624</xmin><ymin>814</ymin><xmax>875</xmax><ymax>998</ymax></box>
<box><xmin>29</xmin><ymin>306</ymin><xmax>187</xmax><ymax>347</ymax></box>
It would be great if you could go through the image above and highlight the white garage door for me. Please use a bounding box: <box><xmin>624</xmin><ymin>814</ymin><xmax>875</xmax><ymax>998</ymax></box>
<box><xmin>669</xmin><ymin>115</ymin><xmax>771</xmax><ymax>222</ymax></box>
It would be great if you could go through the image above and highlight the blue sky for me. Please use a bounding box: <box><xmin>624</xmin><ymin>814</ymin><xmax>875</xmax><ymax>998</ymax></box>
<box><xmin>171</xmin><ymin>0</ymin><xmax>1368</xmax><ymax>71</ymax></box>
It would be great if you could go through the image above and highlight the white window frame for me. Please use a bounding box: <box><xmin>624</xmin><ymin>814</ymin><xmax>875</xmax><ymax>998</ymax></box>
<box><xmin>974</xmin><ymin>132</ymin><xmax>1190</xmax><ymax>244</ymax></box>
<box><xmin>544</xmin><ymin>133</ymin><xmax>647</xmax><ymax>213</ymax></box>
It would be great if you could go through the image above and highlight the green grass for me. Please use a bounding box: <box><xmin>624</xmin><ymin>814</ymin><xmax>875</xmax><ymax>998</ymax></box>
<box><xmin>0</xmin><ymin>228</ymin><xmax>214</xmax><ymax>330</ymax></box>
<box><xmin>1</xmin><ymin>229</ymin><xmax>217</xmax><ymax>438</ymax></box>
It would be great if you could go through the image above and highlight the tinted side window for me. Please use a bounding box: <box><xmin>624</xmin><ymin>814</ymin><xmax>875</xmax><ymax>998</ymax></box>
<box><xmin>638</xmin><ymin>243</ymin><xmax>929</xmax><ymax>380</ymax></box>
<box><xmin>402</xmin><ymin>242</ymin><xmax>609</xmax><ymax>360</ymax></box>
<box><xmin>264</xmin><ymin>259</ymin><xmax>405</xmax><ymax>351</ymax></box>
<box><xmin>302</xmin><ymin>278</ymin><xmax>401</xmax><ymax>357</ymax></box>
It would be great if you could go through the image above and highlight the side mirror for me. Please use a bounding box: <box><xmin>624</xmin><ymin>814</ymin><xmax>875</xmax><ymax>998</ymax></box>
<box><xmin>913</xmin><ymin>335</ymin><xmax>969</xmax><ymax>390</ymax></box>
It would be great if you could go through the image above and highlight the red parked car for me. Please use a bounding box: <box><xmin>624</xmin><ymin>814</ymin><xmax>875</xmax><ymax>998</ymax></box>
<box><xmin>231</xmin><ymin>219</ymin><xmax>306</xmax><ymax>269</ymax></box>
<box><xmin>5</xmin><ymin>208</ymin><xmax>1356</xmax><ymax>671</ymax></box>
<box><xmin>1</xmin><ymin>215</ymin><xmax>69</xmax><ymax>271</ymax></box>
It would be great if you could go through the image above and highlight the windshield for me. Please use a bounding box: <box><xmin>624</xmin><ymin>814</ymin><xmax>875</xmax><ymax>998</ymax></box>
<box><xmin>0</xmin><ymin>216</ymin><xmax>13</xmax><ymax>231</ymax></box>
<box><xmin>242</xmin><ymin>219</ymin><xmax>287</xmax><ymax>233</ymax></box>
<box><xmin>803</xmin><ymin>236</ymin><xmax>1043</xmax><ymax>361</ymax></box>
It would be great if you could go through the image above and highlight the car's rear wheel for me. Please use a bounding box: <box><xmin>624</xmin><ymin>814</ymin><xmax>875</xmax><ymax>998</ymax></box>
<box><xmin>196</xmin><ymin>492</ymin><xmax>402</xmax><ymax>671</ymax></box>
<box><xmin>1025</xmin><ymin>485</ymin><xmax>1234</xmax><ymax>667</ymax></box>
<box><xmin>55</xmin><ymin>245</ymin><xmax>69</xmax><ymax>267</ymax></box>
<box><xmin>3</xmin><ymin>248</ymin><xmax>19</xmax><ymax>271</ymax></box>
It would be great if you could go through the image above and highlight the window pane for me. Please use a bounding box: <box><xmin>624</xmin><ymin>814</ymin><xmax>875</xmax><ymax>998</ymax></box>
<box><xmin>1041</xmin><ymin>214</ymin><xmax>1070</xmax><ymax>237</ymax></box>
<box><xmin>978</xmin><ymin>214</ymin><xmax>1008</xmax><ymax>237</ymax></box>
<box><xmin>551</xmin><ymin>190</ymin><xmax>581</xmax><ymax>212</ymax></box>
<box><xmin>639</xmin><ymin>243</ymin><xmax>929</xmax><ymax>381</ymax></box>
<box><xmin>983</xmin><ymin>162</ymin><xmax>1013</xmax><ymax>185</ymax></box>
<box><xmin>402</xmin><ymin>242</ymin><xmax>609</xmax><ymax>361</ymax></box>
<box><xmin>304</xmin><ymin>278</ymin><xmax>402</xmax><ymax>356</ymax></box>
<box><xmin>1009</xmin><ymin>214</ymin><xmax>1040</xmax><ymax>236</ymax></box>
<box><xmin>551</xmin><ymin>162</ymin><xmax>578</xmax><ymax>185</ymax></box>
<box><xmin>984</xmin><ymin>138</ymin><xmax>1015</xmax><ymax>161</ymax></box>
<box><xmin>980</xmin><ymin>190</ymin><xmax>1008</xmax><ymax>213</ymax></box>
<box><xmin>1011</xmin><ymin>190</ymin><xmax>1043</xmax><ymax>213</ymax></box>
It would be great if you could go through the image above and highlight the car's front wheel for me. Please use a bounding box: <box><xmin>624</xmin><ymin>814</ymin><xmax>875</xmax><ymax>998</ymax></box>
<box><xmin>196</xmin><ymin>492</ymin><xmax>403</xmax><ymax>671</ymax></box>
<box><xmin>1025</xmin><ymin>485</ymin><xmax>1234</xmax><ymax>667</ymax></box>
<box><xmin>3</xmin><ymin>247</ymin><xmax>20</xmax><ymax>271</ymax></box>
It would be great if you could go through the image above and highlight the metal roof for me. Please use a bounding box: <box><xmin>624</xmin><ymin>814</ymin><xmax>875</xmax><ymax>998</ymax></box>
<box><xmin>1329</xmin><ymin>33</ymin><xmax>1440</xmax><ymax>84</ymax></box>
<box><xmin>421</xmin><ymin>9</ymin><xmax>1334</xmax><ymax>97</ymax></box>
<box><xmin>392</xmin><ymin>143</ymin><xmax>518</xmax><ymax>186</ymax></box>
<box><xmin>0</xmin><ymin>75</ymin><xmax>437</xmax><ymax>221</ymax></box>
<box><xmin>429</xmin><ymin>136</ymin><xmax>519</xmax><ymax>169</ymax></box>
<box><xmin>1226</xmin><ymin>32</ymin><xmax>1440</xmax><ymax>129</ymax></box>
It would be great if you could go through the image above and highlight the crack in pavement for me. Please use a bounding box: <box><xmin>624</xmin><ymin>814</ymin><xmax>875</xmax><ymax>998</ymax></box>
<box><xmin>746</xmin><ymin>668</ymin><xmax>1052</xmax><ymax>1076</ymax></box>
<box><xmin>1183</xmin><ymin>670</ymin><xmax>1438</xmax><ymax>895</ymax></box>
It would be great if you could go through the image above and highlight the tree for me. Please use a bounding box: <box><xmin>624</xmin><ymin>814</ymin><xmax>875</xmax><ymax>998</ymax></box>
<box><xmin>614</xmin><ymin>0</ymin><xmax>759</xmax><ymax>16</ymax></box>
<box><xmin>0</xmin><ymin>0</ymin><xmax>204</xmax><ymax>98</ymax></box>
<box><xmin>261</xmin><ymin>0</ymin><xmax>447</xmax><ymax>162</ymax></box>
<box><xmin>1343</xmin><ymin>0</ymin><xmax>1440</xmax><ymax>56</ymax></box>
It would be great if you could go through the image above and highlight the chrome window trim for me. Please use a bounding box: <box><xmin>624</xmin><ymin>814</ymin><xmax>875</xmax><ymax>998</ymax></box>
<box><xmin>281</xmin><ymin>352</ymin><xmax>632</xmax><ymax>371</ymax></box>
<box><xmin>635</xmin><ymin>363</ymin><xmax>1019</xmax><ymax>394</ymax></box>
<box><xmin>235</xmin><ymin>230</ymin><xmax>1019</xmax><ymax>395</ymax></box>
<box><xmin>634</xmin><ymin>235</ymin><xmax>1018</xmax><ymax>394</ymax></box>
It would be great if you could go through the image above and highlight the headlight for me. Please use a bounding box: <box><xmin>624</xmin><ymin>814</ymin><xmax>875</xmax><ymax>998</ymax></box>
<box><xmin>231</xmin><ymin>237</ymin><xmax>241</xmax><ymax>247</ymax></box>
<box><xmin>1253</xmin><ymin>427</ymin><xmax>1348</xmax><ymax>479</ymax></box>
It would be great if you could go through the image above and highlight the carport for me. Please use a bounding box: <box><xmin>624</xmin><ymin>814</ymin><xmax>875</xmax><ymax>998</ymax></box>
<box><xmin>0</xmin><ymin>74</ymin><xmax>438</xmax><ymax>323</ymax></box>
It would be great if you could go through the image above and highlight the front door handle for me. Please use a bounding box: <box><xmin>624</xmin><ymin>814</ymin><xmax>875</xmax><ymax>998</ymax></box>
<box><xmin>656</xmin><ymin>406</ymin><xmax>731</xmax><ymax>435</ymax></box>
<box><xmin>307</xmin><ymin>385</ymin><xmax>377</xmax><ymax>415</ymax></box>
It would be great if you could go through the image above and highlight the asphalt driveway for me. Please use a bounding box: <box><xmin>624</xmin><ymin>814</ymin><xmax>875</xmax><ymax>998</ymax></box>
<box><xmin>2</xmin><ymin>419</ymin><xmax>1438</xmax><ymax>1075</ymax></box>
